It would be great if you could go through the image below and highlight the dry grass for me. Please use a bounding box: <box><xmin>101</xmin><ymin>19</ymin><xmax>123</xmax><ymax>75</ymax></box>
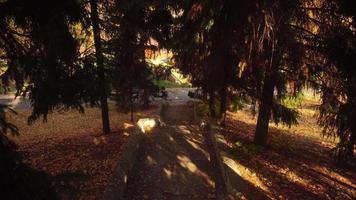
<box><xmin>7</xmin><ymin>104</ymin><xmax>157</xmax><ymax>200</ymax></box>
<box><xmin>219</xmin><ymin>95</ymin><xmax>356</xmax><ymax>200</ymax></box>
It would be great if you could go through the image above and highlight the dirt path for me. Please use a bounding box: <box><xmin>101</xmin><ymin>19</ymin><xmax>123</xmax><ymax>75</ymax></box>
<box><xmin>124</xmin><ymin>104</ymin><xmax>216</xmax><ymax>200</ymax></box>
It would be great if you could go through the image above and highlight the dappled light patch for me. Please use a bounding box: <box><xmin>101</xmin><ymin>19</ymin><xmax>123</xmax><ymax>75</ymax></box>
<box><xmin>223</xmin><ymin>156</ymin><xmax>271</xmax><ymax>196</ymax></box>
<box><xmin>177</xmin><ymin>154</ymin><xmax>198</xmax><ymax>173</ymax></box>
<box><xmin>146</xmin><ymin>155</ymin><xmax>157</xmax><ymax>165</ymax></box>
<box><xmin>312</xmin><ymin>166</ymin><xmax>356</xmax><ymax>191</ymax></box>
<box><xmin>174</xmin><ymin>153</ymin><xmax>214</xmax><ymax>188</ymax></box>
<box><xmin>186</xmin><ymin>139</ymin><xmax>205</xmax><ymax>152</ymax></box>
<box><xmin>163</xmin><ymin>167</ymin><xmax>173</xmax><ymax>179</ymax></box>
<box><xmin>178</xmin><ymin>125</ymin><xmax>191</xmax><ymax>134</ymax></box>
<box><xmin>123</xmin><ymin>122</ymin><xmax>134</xmax><ymax>129</ymax></box>
<box><xmin>137</xmin><ymin>118</ymin><xmax>158</xmax><ymax>133</ymax></box>
<box><xmin>168</xmin><ymin>135</ymin><xmax>175</xmax><ymax>142</ymax></box>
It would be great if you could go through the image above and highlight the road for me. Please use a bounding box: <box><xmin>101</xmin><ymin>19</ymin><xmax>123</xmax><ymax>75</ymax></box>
<box><xmin>156</xmin><ymin>88</ymin><xmax>198</xmax><ymax>105</ymax></box>
<box><xmin>0</xmin><ymin>88</ymin><xmax>199</xmax><ymax>110</ymax></box>
<box><xmin>0</xmin><ymin>94</ymin><xmax>31</xmax><ymax>110</ymax></box>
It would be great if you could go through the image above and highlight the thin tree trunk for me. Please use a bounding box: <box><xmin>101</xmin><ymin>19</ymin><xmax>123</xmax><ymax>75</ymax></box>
<box><xmin>219</xmin><ymin>86</ymin><xmax>227</xmax><ymax>126</ymax></box>
<box><xmin>347</xmin><ymin>129</ymin><xmax>355</xmax><ymax>158</ymax></box>
<box><xmin>254</xmin><ymin>73</ymin><xmax>275</xmax><ymax>146</ymax></box>
<box><xmin>208</xmin><ymin>90</ymin><xmax>216</xmax><ymax>117</ymax></box>
<box><xmin>90</xmin><ymin>0</ymin><xmax>110</xmax><ymax>134</ymax></box>
<box><xmin>130</xmin><ymin>103</ymin><xmax>134</xmax><ymax>123</ymax></box>
<box><xmin>130</xmin><ymin>94</ymin><xmax>134</xmax><ymax>123</ymax></box>
<box><xmin>143</xmin><ymin>89</ymin><xmax>149</xmax><ymax>109</ymax></box>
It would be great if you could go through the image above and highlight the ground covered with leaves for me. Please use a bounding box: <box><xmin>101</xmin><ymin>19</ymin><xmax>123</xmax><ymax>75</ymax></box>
<box><xmin>219</xmin><ymin>95</ymin><xmax>356</xmax><ymax>199</ymax></box>
<box><xmin>8</xmin><ymin>104</ymin><xmax>156</xmax><ymax>200</ymax></box>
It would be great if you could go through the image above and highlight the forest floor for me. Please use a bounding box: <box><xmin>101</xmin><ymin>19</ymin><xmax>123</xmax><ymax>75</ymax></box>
<box><xmin>218</xmin><ymin>94</ymin><xmax>356</xmax><ymax>199</ymax></box>
<box><xmin>8</xmin><ymin>104</ymin><xmax>156</xmax><ymax>200</ymax></box>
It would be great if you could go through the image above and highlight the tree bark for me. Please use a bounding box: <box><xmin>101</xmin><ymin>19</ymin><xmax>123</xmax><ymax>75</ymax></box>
<box><xmin>208</xmin><ymin>90</ymin><xmax>216</xmax><ymax>117</ymax></box>
<box><xmin>90</xmin><ymin>0</ymin><xmax>110</xmax><ymax>134</ymax></box>
<box><xmin>254</xmin><ymin>72</ymin><xmax>275</xmax><ymax>146</ymax></box>
<box><xmin>130</xmin><ymin>92</ymin><xmax>134</xmax><ymax>123</ymax></box>
<box><xmin>142</xmin><ymin>89</ymin><xmax>150</xmax><ymax>109</ymax></box>
<box><xmin>219</xmin><ymin>86</ymin><xmax>227</xmax><ymax>126</ymax></box>
<box><xmin>347</xmin><ymin>129</ymin><xmax>356</xmax><ymax>158</ymax></box>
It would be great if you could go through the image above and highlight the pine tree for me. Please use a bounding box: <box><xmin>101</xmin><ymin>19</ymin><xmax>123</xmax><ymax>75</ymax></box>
<box><xmin>239</xmin><ymin>0</ymin><xmax>307</xmax><ymax>146</ymax></box>
<box><xmin>89</xmin><ymin>0</ymin><xmax>111</xmax><ymax>133</ymax></box>
<box><xmin>105</xmin><ymin>0</ymin><xmax>173</xmax><ymax>122</ymax></box>
<box><xmin>0</xmin><ymin>0</ymin><xmax>101</xmax><ymax>122</ymax></box>
<box><xmin>172</xmin><ymin>0</ymin><xmax>251</xmax><ymax>120</ymax></box>
<box><xmin>311</xmin><ymin>0</ymin><xmax>356</xmax><ymax>162</ymax></box>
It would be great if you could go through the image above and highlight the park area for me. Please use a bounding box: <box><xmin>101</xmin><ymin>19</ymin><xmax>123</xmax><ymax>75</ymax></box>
<box><xmin>1</xmin><ymin>0</ymin><xmax>356</xmax><ymax>200</ymax></box>
<box><xmin>3</xmin><ymin>90</ymin><xmax>355</xmax><ymax>199</ymax></box>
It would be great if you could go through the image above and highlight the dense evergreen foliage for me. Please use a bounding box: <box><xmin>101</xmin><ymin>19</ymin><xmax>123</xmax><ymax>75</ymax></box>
<box><xmin>0</xmin><ymin>0</ymin><xmax>101</xmax><ymax>122</ymax></box>
<box><xmin>313</xmin><ymin>0</ymin><xmax>356</xmax><ymax>163</ymax></box>
<box><xmin>105</xmin><ymin>0</ymin><xmax>173</xmax><ymax>121</ymax></box>
<box><xmin>171</xmin><ymin>0</ymin><xmax>355</xmax><ymax>159</ymax></box>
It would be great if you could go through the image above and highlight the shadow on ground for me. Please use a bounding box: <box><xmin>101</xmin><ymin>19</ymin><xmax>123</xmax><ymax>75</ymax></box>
<box><xmin>125</xmin><ymin>105</ymin><xmax>216</xmax><ymax>199</ymax></box>
<box><xmin>124</xmin><ymin>105</ymin><xmax>277</xmax><ymax>200</ymax></box>
<box><xmin>218</xmin><ymin>114</ymin><xmax>356</xmax><ymax>200</ymax></box>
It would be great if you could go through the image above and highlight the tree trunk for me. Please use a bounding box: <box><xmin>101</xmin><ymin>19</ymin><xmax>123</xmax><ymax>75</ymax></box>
<box><xmin>90</xmin><ymin>0</ymin><xmax>110</xmax><ymax>134</ymax></box>
<box><xmin>347</xmin><ymin>129</ymin><xmax>356</xmax><ymax>158</ymax></box>
<box><xmin>254</xmin><ymin>73</ymin><xmax>275</xmax><ymax>146</ymax></box>
<box><xmin>142</xmin><ymin>89</ymin><xmax>150</xmax><ymax>109</ymax></box>
<box><xmin>130</xmin><ymin>96</ymin><xmax>134</xmax><ymax>123</ymax></box>
<box><xmin>219</xmin><ymin>86</ymin><xmax>227</xmax><ymax>126</ymax></box>
<box><xmin>208</xmin><ymin>90</ymin><xmax>216</xmax><ymax>117</ymax></box>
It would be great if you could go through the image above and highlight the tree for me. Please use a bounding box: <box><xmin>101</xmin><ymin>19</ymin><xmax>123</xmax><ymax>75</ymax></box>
<box><xmin>240</xmin><ymin>0</ymin><xmax>307</xmax><ymax>146</ymax></box>
<box><xmin>89</xmin><ymin>0</ymin><xmax>111</xmax><ymax>133</ymax></box>
<box><xmin>172</xmin><ymin>0</ymin><xmax>251</xmax><ymax>121</ymax></box>
<box><xmin>0</xmin><ymin>0</ymin><xmax>102</xmax><ymax>122</ymax></box>
<box><xmin>106</xmin><ymin>0</ymin><xmax>173</xmax><ymax>122</ymax></box>
<box><xmin>0</xmin><ymin>0</ymin><xmax>113</xmax><ymax>135</ymax></box>
<box><xmin>310</xmin><ymin>0</ymin><xmax>356</xmax><ymax>162</ymax></box>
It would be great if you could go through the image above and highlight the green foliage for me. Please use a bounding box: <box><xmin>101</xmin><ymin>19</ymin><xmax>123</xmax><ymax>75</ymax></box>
<box><xmin>314</xmin><ymin>1</ymin><xmax>356</xmax><ymax>163</ymax></box>
<box><xmin>229</xmin><ymin>140</ymin><xmax>263</xmax><ymax>156</ymax></box>
<box><xmin>196</xmin><ymin>95</ymin><xmax>246</xmax><ymax>118</ymax></box>
<box><xmin>271</xmin><ymin>103</ymin><xmax>299</xmax><ymax>127</ymax></box>
<box><xmin>171</xmin><ymin>0</ymin><xmax>246</xmax><ymax>105</ymax></box>
<box><xmin>228</xmin><ymin>95</ymin><xmax>246</xmax><ymax>112</ymax></box>
<box><xmin>269</xmin><ymin>92</ymin><xmax>303</xmax><ymax>127</ymax></box>
<box><xmin>105</xmin><ymin>0</ymin><xmax>173</xmax><ymax>112</ymax></box>
<box><xmin>196</xmin><ymin>100</ymin><xmax>222</xmax><ymax>118</ymax></box>
<box><xmin>153</xmin><ymin>79</ymin><xmax>190</xmax><ymax>88</ymax></box>
<box><xmin>281</xmin><ymin>92</ymin><xmax>304</xmax><ymax>109</ymax></box>
<box><xmin>196</xmin><ymin>103</ymin><xmax>209</xmax><ymax>118</ymax></box>
<box><xmin>113</xmin><ymin>65</ymin><xmax>160</xmax><ymax>112</ymax></box>
<box><xmin>0</xmin><ymin>0</ymin><xmax>102</xmax><ymax>123</ymax></box>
